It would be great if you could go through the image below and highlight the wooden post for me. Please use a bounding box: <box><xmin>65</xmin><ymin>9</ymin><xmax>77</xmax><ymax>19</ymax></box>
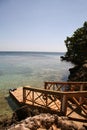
<box><xmin>61</xmin><ymin>95</ymin><xmax>67</xmax><ymax>116</ymax></box>
<box><xmin>79</xmin><ymin>84</ymin><xmax>83</xmax><ymax>103</ymax></box>
<box><xmin>70</xmin><ymin>85</ymin><xmax>75</xmax><ymax>91</ymax></box>
<box><xmin>45</xmin><ymin>94</ymin><xmax>48</xmax><ymax>107</ymax></box>
<box><xmin>23</xmin><ymin>88</ymin><xmax>26</xmax><ymax>103</ymax></box>
<box><xmin>53</xmin><ymin>84</ymin><xmax>55</xmax><ymax>90</ymax></box>
<box><xmin>80</xmin><ymin>84</ymin><xmax>84</xmax><ymax>91</ymax></box>
<box><xmin>32</xmin><ymin>91</ymin><xmax>34</xmax><ymax>105</ymax></box>
<box><xmin>44</xmin><ymin>82</ymin><xmax>47</xmax><ymax>89</ymax></box>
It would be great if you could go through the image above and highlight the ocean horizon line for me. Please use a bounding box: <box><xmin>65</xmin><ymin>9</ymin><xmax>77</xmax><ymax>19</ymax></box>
<box><xmin>0</xmin><ymin>51</ymin><xmax>65</xmax><ymax>53</ymax></box>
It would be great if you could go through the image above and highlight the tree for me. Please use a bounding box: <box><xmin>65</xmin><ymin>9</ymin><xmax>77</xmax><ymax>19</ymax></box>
<box><xmin>62</xmin><ymin>22</ymin><xmax>87</xmax><ymax>65</ymax></box>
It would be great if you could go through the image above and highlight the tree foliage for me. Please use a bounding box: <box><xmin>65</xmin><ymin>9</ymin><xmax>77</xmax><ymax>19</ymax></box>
<box><xmin>63</xmin><ymin>22</ymin><xmax>87</xmax><ymax>65</ymax></box>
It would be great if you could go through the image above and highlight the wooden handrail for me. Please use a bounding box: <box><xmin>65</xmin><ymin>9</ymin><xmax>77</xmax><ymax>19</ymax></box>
<box><xmin>23</xmin><ymin>86</ymin><xmax>87</xmax><ymax>116</ymax></box>
<box><xmin>23</xmin><ymin>86</ymin><xmax>87</xmax><ymax>96</ymax></box>
<box><xmin>44</xmin><ymin>81</ymin><xmax>87</xmax><ymax>84</ymax></box>
<box><xmin>44</xmin><ymin>81</ymin><xmax>87</xmax><ymax>91</ymax></box>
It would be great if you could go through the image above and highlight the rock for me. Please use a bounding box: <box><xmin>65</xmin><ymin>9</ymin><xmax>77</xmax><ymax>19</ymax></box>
<box><xmin>68</xmin><ymin>62</ymin><xmax>87</xmax><ymax>83</ymax></box>
<box><xmin>79</xmin><ymin>126</ymin><xmax>86</xmax><ymax>130</ymax></box>
<box><xmin>56</xmin><ymin>119</ymin><xmax>62</xmax><ymax>128</ymax></box>
<box><xmin>83</xmin><ymin>123</ymin><xmax>87</xmax><ymax>130</ymax></box>
<box><xmin>33</xmin><ymin>109</ymin><xmax>40</xmax><ymax>116</ymax></box>
<box><xmin>8</xmin><ymin>124</ymin><xmax>30</xmax><ymax>130</ymax></box>
<box><xmin>53</xmin><ymin>114</ymin><xmax>59</xmax><ymax>126</ymax></box>
<box><xmin>13</xmin><ymin>106</ymin><xmax>32</xmax><ymax>121</ymax></box>
<box><xmin>7</xmin><ymin>114</ymin><xmax>84</xmax><ymax>130</ymax></box>
<box><xmin>40</xmin><ymin>114</ymin><xmax>54</xmax><ymax>129</ymax></box>
<box><xmin>82</xmin><ymin>63</ymin><xmax>87</xmax><ymax>69</ymax></box>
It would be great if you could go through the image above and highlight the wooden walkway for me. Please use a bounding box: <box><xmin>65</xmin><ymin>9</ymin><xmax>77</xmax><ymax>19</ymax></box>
<box><xmin>9</xmin><ymin>82</ymin><xmax>87</xmax><ymax>121</ymax></box>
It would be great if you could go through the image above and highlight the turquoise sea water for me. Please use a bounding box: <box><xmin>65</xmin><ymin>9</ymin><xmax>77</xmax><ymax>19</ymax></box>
<box><xmin>0</xmin><ymin>52</ymin><xmax>73</xmax><ymax>117</ymax></box>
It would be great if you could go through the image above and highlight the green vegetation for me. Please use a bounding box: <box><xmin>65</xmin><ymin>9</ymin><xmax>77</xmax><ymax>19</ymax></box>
<box><xmin>62</xmin><ymin>22</ymin><xmax>87</xmax><ymax>65</ymax></box>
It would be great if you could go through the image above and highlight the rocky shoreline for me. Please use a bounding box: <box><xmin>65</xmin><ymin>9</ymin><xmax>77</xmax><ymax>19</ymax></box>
<box><xmin>0</xmin><ymin>106</ymin><xmax>87</xmax><ymax>130</ymax></box>
<box><xmin>1</xmin><ymin>62</ymin><xmax>87</xmax><ymax>130</ymax></box>
<box><xmin>6</xmin><ymin>114</ymin><xmax>87</xmax><ymax>130</ymax></box>
<box><xmin>1</xmin><ymin>60</ymin><xmax>87</xmax><ymax>129</ymax></box>
<box><xmin>68</xmin><ymin>60</ymin><xmax>87</xmax><ymax>82</ymax></box>
<box><xmin>61</xmin><ymin>52</ymin><xmax>87</xmax><ymax>83</ymax></box>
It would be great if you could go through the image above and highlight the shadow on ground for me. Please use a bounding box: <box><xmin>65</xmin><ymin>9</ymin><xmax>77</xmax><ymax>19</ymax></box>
<box><xmin>5</xmin><ymin>95</ymin><xmax>20</xmax><ymax>111</ymax></box>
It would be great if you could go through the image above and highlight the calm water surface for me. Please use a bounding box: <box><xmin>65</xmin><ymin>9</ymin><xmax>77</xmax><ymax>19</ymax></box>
<box><xmin>0</xmin><ymin>52</ymin><xmax>73</xmax><ymax>117</ymax></box>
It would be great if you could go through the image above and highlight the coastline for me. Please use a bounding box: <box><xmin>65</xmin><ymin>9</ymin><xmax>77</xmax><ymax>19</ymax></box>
<box><xmin>0</xmin><ymin>51</ymin><xmax>86</xmax><ymax>129</ymax></box>
<box><xmin>1</xmin><ymin>109</ymin><xmax>86</xmax><ymax>130</ymax></box>
<box><xmin>0</xmin><ymin>52</ymin><xmax>72</xmax><ymax>122</ymax></box>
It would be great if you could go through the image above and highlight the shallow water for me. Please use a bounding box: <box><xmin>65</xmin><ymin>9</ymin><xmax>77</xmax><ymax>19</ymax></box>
<box><xmin>0</xmin><ymin>52</ymin><xmax>73</xmax><ymax>118</ymax></box>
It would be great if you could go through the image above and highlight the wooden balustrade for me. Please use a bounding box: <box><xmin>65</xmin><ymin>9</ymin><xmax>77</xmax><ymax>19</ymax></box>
<box><xmin>23</xmin><ymin>85</ymin><xmax>87</xmax><ymax>117</ymax></box>
<box><xmin>44</xmin><ymin>81</ymin><xmax>87</xmax><ymax>91</ymax></box>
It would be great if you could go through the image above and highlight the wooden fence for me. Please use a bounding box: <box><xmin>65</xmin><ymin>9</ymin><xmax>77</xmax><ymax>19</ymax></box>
<box><xmin>44</xmin><ymin>81</ymin><xmax>87</xmax><ymax>91</ymax></box>
<box><xmin>23</xmin><ymin>82</ymin><xmax>87</xmax><ymax>118</ymax></box>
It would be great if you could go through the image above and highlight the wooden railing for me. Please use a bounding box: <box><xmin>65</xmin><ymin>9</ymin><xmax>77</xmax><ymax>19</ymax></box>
<box><xmin>44</xmin><ymin>81</ymin><xmax>87</xmax><ymax>91</ymax></box>
<box><xmin>23</xmin><ymin>83</ymin><xmax>87</xmax><ymax>118</ymax></box>
<box><xmin>23</xmin><ymin>87</ymin><xmax>62</xmax><ymax>112</ymax></box>
<box><xmin>44</xmin><ymin>82</ymin><xmax>87</xmax><ymax>118</ymax></box>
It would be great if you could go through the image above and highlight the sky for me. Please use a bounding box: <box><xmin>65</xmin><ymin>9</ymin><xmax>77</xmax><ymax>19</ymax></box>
<box><xmin>0</xmin><ymin>0</ymin><xmax>87</xmax><ymax>52</ymax></box>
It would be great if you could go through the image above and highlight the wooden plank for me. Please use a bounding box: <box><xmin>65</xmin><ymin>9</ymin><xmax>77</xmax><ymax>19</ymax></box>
<box><xmin>10</xmin><ymin>87</ymin><xmax>23</xmax><ymax>103</ymax></box>
<box><xmin>61</xmin><ymin>95</ymin><xmax>67</xmax><ymax>115</ymax></box>
<box><xmin>44</xmin><ymin>81</ymin><xmax>87</xmax><ymax>84</ymax></box>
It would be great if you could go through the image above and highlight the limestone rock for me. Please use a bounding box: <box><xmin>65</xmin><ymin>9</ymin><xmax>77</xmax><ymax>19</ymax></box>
<box><xmin>8</xmin><ymin>114</ymin><xmax>85</xmax><ymax>130</ymax></box>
